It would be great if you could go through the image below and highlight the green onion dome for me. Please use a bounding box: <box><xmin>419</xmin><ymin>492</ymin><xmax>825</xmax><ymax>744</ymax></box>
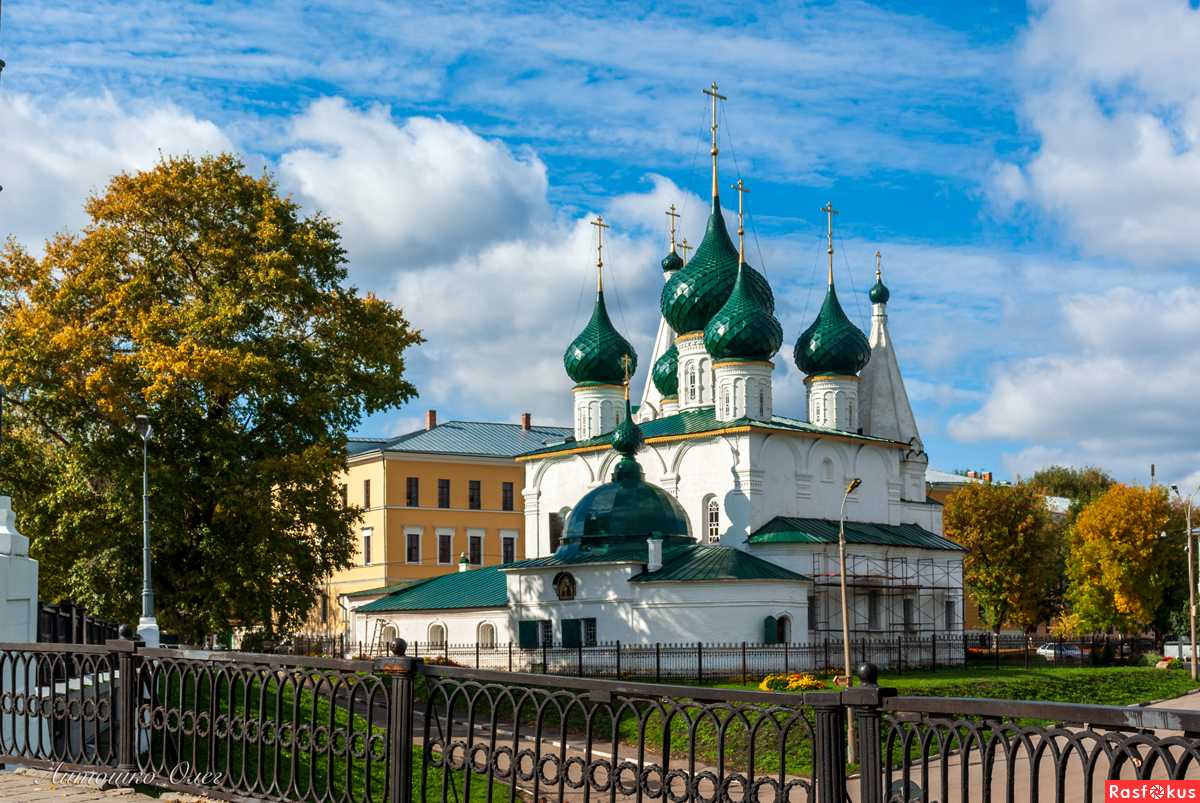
<box><xmin>564</xmin><ymin>289</ymin><xmax>637</xmax><ymax>385</ymax></box>
<box><xmin>661</xmin><ymin>199</ymin><xmax>773</xmax><ymax>334</ymax></box>
<box><xmin>555</xmin><ymin>398</ymin><xmax>692</xmax><ymax>558</ymax></box>
<box><xmin>651</xmin><ymin>343</ymin><xmax>679</xmax><ymax>397</ymax></box>
<box><xmin>794</xmin><ymin>283</ymin><xmax>871</xmax><ymax>376</ymax></box>
<box><xmin>703</xmin><ymin>261</ymin><xmax>783</xmax><ymax>361</ymax></box>
<box><xmin>661</xmin><ymin>250</ymin><xmax>684</xmax><ymax>273</ymax></box>
<box><xmin>869</xmin><ymin>273</ymin><xmax>890</xmax><ymax>304</ymax></box>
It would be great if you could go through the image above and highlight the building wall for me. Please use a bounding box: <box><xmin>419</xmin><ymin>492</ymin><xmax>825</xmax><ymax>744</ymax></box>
<box><xmin>523</xmin><ymin>430</ymin><xmax>941</xmax><ymax>560</ymax></box>
<box><xmin>307</xmin><ymin>451</ymin><xmax>526</xmax><ymax>637</ymax></box>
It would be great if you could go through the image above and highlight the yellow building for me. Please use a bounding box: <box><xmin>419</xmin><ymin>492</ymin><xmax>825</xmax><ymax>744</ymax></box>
<box><xmin>306</xmin><ymin>411</ymin><xmax>571</xmax><ymax>640</ymax></box>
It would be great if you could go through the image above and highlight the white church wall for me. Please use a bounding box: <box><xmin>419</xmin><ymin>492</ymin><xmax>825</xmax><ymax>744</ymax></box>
<box><xmin>349</xmin><ymin>604</ymin><xmax>512</xmax><ymax>651</ymax></box>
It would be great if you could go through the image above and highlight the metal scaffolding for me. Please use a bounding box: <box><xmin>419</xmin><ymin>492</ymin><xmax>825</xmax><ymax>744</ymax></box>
<box><xmin>807</xmin><ymin>552</ymin><xmax>963</xmax><ymax>637</ymax></box>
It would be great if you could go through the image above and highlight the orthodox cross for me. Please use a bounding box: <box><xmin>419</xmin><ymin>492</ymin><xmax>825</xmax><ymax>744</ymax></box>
<box><xmin>732</xmin><ymin>179</ymin><xmax>749</xmax><ymax>266</ymax></box>
<box><xmin>620</xmin><ymin>353</ymin><xmax>634</xmax><ymax>399</ymax></box>
<box><xmin>666</xmin><ymin>204</ymin><xmax>680</xmax><ymax>253</ymax></box>
<box><xmin>875</xmin><ymin>250</ymin><xmax>883</xmax><ymax>281</ymax></box>
<box><xmin>679</xmin><ymin>238</ymin><xmax>692</xmax><ymax>264</ymax></box>
<box><xmin>702</xmin><ymin>81</ymin><xmax>727</xmax><ymax>198</ymax></box>
<box><xmin>591</xmin><ymin>215</ymin><xmax>609</xmax><ymax>291</ymax></box>
<box><xmin>821</xmin><ymin>201</ymin><xmax>839</xmax><ymax>285</ymax></box>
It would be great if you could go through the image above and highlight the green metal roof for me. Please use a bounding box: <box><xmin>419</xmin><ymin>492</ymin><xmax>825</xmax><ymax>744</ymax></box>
<box><xmin>704</xmin><ymin>261</ymin><xmax>783</xmax><ymax>361</ymax></box>
<box><xmin>348</xmin><ymin>421</ymin><xmax>572</xmax><ymax>459</ymax></box>
<box><xmin>794</xmin><ymin>282</ymin><xmax>871</xmax><ymax>376</ymax></box>
<box><xmin>353</xmin><ymin>566</ymin><xmax>508</xmax><ymax>612</ymax></box>
<box><xmin>661</xmin><ymin>198</ymin><xmax>773</xmax><ymax>334</ymax></box>
<box><xmin>503</xmin><ymin>540</ymin><xmax>688</xmax><ymax>570</ymax></box>
<box><xmin>518</xmin><ymin>408</ymin><xmax>900</xmax><ymax>460</ymax></box>
<box><xmin>632</xmin><ymin>545</ymin><xmax>811</xmax><ymax>583</ymax></box>
<box><xmin>564</xmin><ymin>289</ymin><xmax>637</xmax><ymax>385</ymax></box>
<box><xmin>748</xmin><ymin>517</ymin><xmax>964</xmax><ymax>552</ymax></box>
<box><xmin>342</xmin><ymin>580</ymin><xmax>421</xmax><ymax>599</ymax></box>
<box><xmin>651</xmin><ymin>343</ymin><xmax>679</xmax><ymax>397</ymax></box>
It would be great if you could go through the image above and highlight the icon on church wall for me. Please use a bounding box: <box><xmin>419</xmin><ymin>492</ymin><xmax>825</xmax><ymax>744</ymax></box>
<box><xmin>553</xmin><ymin>572</ymin><xmax>577</xmax><ymax>601</ymax></box>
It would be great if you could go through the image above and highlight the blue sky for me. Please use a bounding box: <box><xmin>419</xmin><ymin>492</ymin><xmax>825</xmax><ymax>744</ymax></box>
<box><xmin>3</xmin><ymin>0</ymin><xmax>1200</xmax><ymax>486</ymax></box>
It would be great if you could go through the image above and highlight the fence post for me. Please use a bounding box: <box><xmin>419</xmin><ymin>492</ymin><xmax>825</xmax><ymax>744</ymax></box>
<box><xmin>844</xmin><ymin>663</ymin><xmax>895</xmax><ymax>803</ymax></box>
<box><xmin>741</xmin><ymin>642</ymin><xmax>747</xmax><ymax>685</ymax></box>
<box><xmin>994</xmin><ymin>633</ymin><xmax>1000</xmax><ymax>671</ymax></box>
<box><xmin>578</xmin><ymin>642</ymin><xmax>583</xmax><ymax>677</ymax></box>
<box><xmin>542</xmin><ymin>639</ymin><xmax>548</xmax><ymax>673</ymax></box>
<box><xmin>697</xmin><ymin>642</ymin><xmax>703</xmax><ymax>684</ymax></box>
<box><xmin>377</xmin><ymin>638</ymin><xmax>420</xmax><ymax>803</ymax></box>
<box><xmin>475</xmin><ymin>641</ymin><xmax>480</xmax><ymax>669</ymax></box>
<box><xmin>806</xmin><ymin>690</ymin><xmax>847</xmax><ymax>803</ymax></box>
<box><xmin>931</xmin><ymin>634</ymin><xmax>936</xmax><ymax>671</ymax></box>
<box><xmin>508</xmin><ymin>640</ymin><xmax>513</xmax><ymax>673</ymax></box>
<box><xmin>784</xmin><ymin>640</ymin><xmax>789</xmax><ymax>673</ymax></box>
<box><xmin>1024</xmin><ymin>637</ymin><xmax>1030</xmax><ymax>669</ymax></box>
<box><xmin>615</xmin><ymin>640</ymin><xmax>622</xmax><ymax>679</ymax></box>
<box><xmin>655</xmin><ymin>642</ymin><xmax>661</xmax><ymax>683</ymax></box>
<box><xmin>896</xmin><ymin>636</ymin><xmax>902</xmax><ymax>675</ymax></box>
<box><xmin>109</xmin><ymin>627</ymin><xmax>142</xmax><ymax>776</ymax></box>
<box><xmin>824</xmin><ymin>637</ymin><xmax>830</xmax><ymax>673</ymax></box>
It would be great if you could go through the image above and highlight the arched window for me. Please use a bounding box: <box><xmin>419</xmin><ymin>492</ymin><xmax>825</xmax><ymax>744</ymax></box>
<box><xmin>822</xmin><ymin>457</ymin><xmax>835</xmax><ymax>482</ymax></box>
<box><xmin>381</xmin><ymin>624</ymin><xmax>397</xmax><ymax>648</ymax></box>
<box><xmin>600</xmin><ymin>399</ymin><xmax>613</xmax><ymax>432</ymax></box>
<box><xmin>722</xmin><ymin>386</ymin><xmax>732</xmax><ymax>418</ymax></box>
<box><xmin>706</xmin><ymin>497</ymin><xmax>721</xmax><ymax>544</ymax></box>
<box><xmin>758</xmin><ymin>386</ymin><xmax>767</xmax><ymax>418</ymax></box>
<box><xmin>478</xmin><ymin>622</ymin><xmax>496</xmax><ymax>650</ymax></box>
<box><xmin>776</xmin><ymin>615</ymin><xmax>791</xmax><ymax>644</ymax></box>
<box><xmin>813</xmin><ymin>397</ymin><xmax>821</xmax><ymax>424</ymax></box>
<box><xmin>687</xmin><ymin>363</ymin><xmax>698</xmax><ymax>401</ymax></box>
<box><xmin>428</xmin><ymin>623</ymin><xmax>446</xmax><ymax>647</ymax></box>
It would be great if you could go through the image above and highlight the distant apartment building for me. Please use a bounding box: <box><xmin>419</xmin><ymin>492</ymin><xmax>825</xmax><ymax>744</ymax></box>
<box><xmin>306</xmin><ymin>411</ymin><xmax>571</xmax><ymax>638</ymax></box>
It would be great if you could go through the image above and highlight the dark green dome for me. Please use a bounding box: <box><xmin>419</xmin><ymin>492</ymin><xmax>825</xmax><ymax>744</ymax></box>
<box><xmin>554</xmin><ymin>398</ymin><xmax>691</xmax><ymax>560</ymax></box>
<box><xmin>704</xmin><ymin>261</ymin><xmax>783</xmax><ymax>361</ymax></box>
<box><xmin>564</xmin><ymin>289</ymin><xmax>637</xmax><ymax>385</ymax></box>
<box><xmin>651</xmin><ymin>343</ymin><xmax>679</xmax><ymax>397</ymax></box>
<box><xmin>660</xmin><ymin>198</ymin><xmax>773</xmax><ymax>334</ymax></box>
<box><xmin>661</xmin><ymin>250</ymin><xmax>684</xmax><ymax>272</ymax></box>
<box><xmin>794</xmin><ymin>283</ymin><xmax>871</xmax><ymax>376</ymax></box>
<box><xmin>869</xmin><ymin>272</ymin><xmax>890</xmax><ymax>304</ymax></box>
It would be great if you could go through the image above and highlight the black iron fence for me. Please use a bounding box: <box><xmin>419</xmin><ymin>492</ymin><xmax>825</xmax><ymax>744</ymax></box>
<box><xmin>3</xmin><ymin>636</ymin><xmax>1199</xmax><ymax>802</ymax></box>
<box><xmin>37</xmin><ymin>601</ymin><xmax>121</xmax><ymax>645</ymax></box>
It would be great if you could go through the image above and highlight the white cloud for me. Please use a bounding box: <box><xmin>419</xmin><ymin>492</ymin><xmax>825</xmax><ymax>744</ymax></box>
<box><xmin>993</xmin><ymin>0</ymin><xmax>1200</xmax><ymax>265</ymax></box>
<box><xmin>950</xmin><ymin>286</ymin><xmax>1200</xmax><ymax>485</ymax></box>
<box><xmin>0</xmin><ymin>91</ymin><xmax>233</xmax><ymax>249</ymax></box>
<box><xmin>278</xmin><ymin>99</ymin><xmax>552</xmax><ymax>282</ymax></box>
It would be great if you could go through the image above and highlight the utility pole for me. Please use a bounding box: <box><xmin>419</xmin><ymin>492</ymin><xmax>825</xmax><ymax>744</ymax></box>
<box><xmin>1173</xmin><ymin>484</ymin><xmax>1199</xmax><ymax>678</ymax></box>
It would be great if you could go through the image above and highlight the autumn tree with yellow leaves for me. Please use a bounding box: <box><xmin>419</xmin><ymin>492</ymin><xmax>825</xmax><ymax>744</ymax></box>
<box><xmin>1062</xmin><ymin>484</ymin><xmax>1173</xmax><ymax>635</ymax></box>
<box><xmin>0</xmin><ymin>155</ymin><xmax>423</xmax><ymax>641</ymax></box>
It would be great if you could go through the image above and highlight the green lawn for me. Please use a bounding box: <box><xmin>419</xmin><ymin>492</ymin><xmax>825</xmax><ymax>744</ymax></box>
<box><xmin>714</xmin><ymin>665</ymin><xmax>1200</xmax><ymax>707</ymax></box>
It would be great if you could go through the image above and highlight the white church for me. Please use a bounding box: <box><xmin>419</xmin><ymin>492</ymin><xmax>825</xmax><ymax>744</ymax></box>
<box><xmin>350</xmin><ymin>89</ymin><xmax>964</xmax><ymax>651</ymax></box>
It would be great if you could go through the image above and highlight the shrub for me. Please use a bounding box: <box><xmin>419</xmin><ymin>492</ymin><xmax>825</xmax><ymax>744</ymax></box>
<box><xmin>758</xmin><ymin>673</ymin><xmax>827</xmax><ymax>692</ymax></box>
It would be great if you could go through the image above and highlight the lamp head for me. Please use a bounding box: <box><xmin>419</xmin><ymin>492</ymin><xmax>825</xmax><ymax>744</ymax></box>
<box><xmin>847</xmin><ymin>477</ymin><xmax>862</xmax><ymax>494</ymax></box>
<box><xmin>134</xmin><ymin>415</ymin><xmax>153</xmax><ymax>441</ymax></box>
<box><xmin>1172</xmin><ymin>484</ymin><xmax>1180</xmax><ymax>495</ymax></box>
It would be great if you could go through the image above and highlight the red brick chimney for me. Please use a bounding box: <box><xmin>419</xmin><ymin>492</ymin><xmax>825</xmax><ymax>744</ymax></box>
<box><xmin>425</xmin><ymin>410</ymin><xmax>437</xmax><ymax>430</ymax></box>
<box><xmin>521</xmin><ymin>412</ymin><xmax>532</xmax><ymax>431</ymax></box>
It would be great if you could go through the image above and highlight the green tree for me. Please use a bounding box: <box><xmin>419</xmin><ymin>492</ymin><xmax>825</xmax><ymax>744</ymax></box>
<box><xmin>943</xmin><ymin>483</ymin><xmax>1056</xmax><ymax>635</ymax></box>
<box><xmin>0</xmin><ymin>154</ymin><xmax>423</xmax><ymax>642</ymax></box>
<box><xmin>1062</xmin><ymin>484</ymin><xmax>1173</xmax><ymax>636</ymax></box>
<box><xmin>1029</xmin><ymin>465</ymin><xmax>1115</xmax><ymax>521</ymax></box>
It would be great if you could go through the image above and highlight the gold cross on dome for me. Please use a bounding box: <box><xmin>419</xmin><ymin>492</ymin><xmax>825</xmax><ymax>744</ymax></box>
<box><xmin>679</xmin><ymin>238</ymin><xmax>692</xmax><ymax>264</ymax></box>
<box><xmin>590</xmin><ymin>215</ymin><xmax>610</xmax><ymax>290</ymax></box>
<box><xmin>619</xmin><ymin>353</ymin><xmax>634</xmax><ymax>399</ymax></box>
<box><xmin>875</xmin><ymin>250</ymin><xmax>883</xmax><ymax>280</ymax></box>
<box><xmin>821</xmin><ymin>201</ymin><xmax>839</xmax><ymax>285</ymax></box>
<box><xmin>666</xmin><ymin>204</ymin><xmax>680</xmax><ymax>252</ymax></box>
<box><xmin>732</xmin><ymin>178</ymin><xmax>750</xmax><ymax>265</ymax></box>
<box><xmin>702</xmin><ymin>81</ymin><xmax>727</xmax><ymax>197</ymax></box>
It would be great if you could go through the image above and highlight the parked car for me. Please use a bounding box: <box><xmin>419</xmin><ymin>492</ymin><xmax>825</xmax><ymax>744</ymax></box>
<box><xmin>1036</xmin><ymin>643</ymin><xmax>1082</xmax><ymax>661</ymax></box>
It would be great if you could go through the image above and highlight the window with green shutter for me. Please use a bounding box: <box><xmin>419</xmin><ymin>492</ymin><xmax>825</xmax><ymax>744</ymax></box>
<box><xmin>561</xmin><ymin>618</ymin><xmax>582</xmax><ymax>648</ymax></box>
<box><xmin>518</xmin><ymin>620</ymin><xmax>539</xmax><ymax>649</ymax></box>
<box><xmin>763</xmin><ymin>615</ymin><xmax>778</xmax><ymax>645</ymax></box>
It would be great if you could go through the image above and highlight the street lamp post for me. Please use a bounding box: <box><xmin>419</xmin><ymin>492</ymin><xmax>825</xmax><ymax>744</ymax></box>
<box><xmin>839</xmin><ymin>476</ymin><xmax>862</xmax><ymax>763</ymax></box>
<box><xmin>1173</xmin><ymin>485</ymin><xmax>1199</xmax><ymax>679</ymax></box>
<box><xmin>135</xmin><ymin>415</ymin><xmax>159</xmax><ymax>647</ymax></box>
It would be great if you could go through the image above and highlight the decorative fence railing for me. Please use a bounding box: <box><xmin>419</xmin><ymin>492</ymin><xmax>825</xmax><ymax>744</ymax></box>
<box><xmin>37</xmin><ymin>601</ymin><xmax>121</xmax><ymax>645</ymax></box>
<box><xmin>3</xmin><ymin>635</ymin><xmax>1199</xmax><ymax>803</ymax></box>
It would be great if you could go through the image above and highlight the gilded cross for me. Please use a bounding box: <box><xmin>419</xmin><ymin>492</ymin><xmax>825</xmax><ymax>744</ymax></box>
<box><xmin>666</xmin><ymin>204</ymin><xmax>680</xmax><ymax>253</ymax></box>
<box><xmin>821</xmin><ymin>201</ymin><xmax>839</xmax><ymax>285</ymax></box>
<box><xmin>702</xmin><ymin>81</ymin><xmax>727</xmax><ymax>197</ymax></box>
<box><xmin>679</xmin><ymin>238</ymin><xmax>692</xmax><ymax>264</ymax></box>
<box><xmin>875</xmin><ymin>250</ymin><xmax>882</xmax><ymax>281</ymax></box>
<box><xmin>590</xmin><ymin>215</ymin><xmax>610</xmax><ymax>291</ymax></box>
<box><xmin>620</xmin><ymin>353</ymin><xmax>634</xmax><ymax>399</ymax></box>
<box><xmin>732</xmin><ymin>178</ymin><xmax>750</xmax><ymax>266</ymax></box>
